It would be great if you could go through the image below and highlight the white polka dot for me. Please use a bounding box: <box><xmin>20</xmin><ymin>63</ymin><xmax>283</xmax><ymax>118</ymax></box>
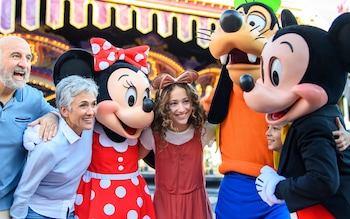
<box><xmin>119</xmin><ymin>53</ymin><xmax>125</xmax><ymax>60</ymax></box>
<box><xmin>82</xmin><ymin>174</ymin><xmax>91</xmax><ymax>183</ymax></box>
<box><xmin>74</xmin><ymin>215</ymin><xmax>79</xmax><ymax>219</ymax></box>
<box><xmin>144</xmin><ymin>185</ymin><xmax>150</xmax><ymax>195</ymax></box>
<box><xmin>118</xmin><ymin>165</ymin><xmax>124</xmax><ymax>171</ymax></box>
<box><xmin>137</xmin><ymin>197</ymin><xmax>143</xmax><ymax>208</ymax></box>
<box><xmin>118</xmin><ymin>157</ymin><xmax>123</xmax><ymax>162</ymax></box>
<box><xmin>140</xmin><ymin>66</ymin><xmax>149</xmax><ymax>74</ymax></box>
<box><xmin>131</xmin><ymin>177</ymin><xmax>139</xmax><ymax>186</ymax></box>
<box><xmin>107</xmin><ymin>52</ymin><xmax>115</xmax><ymax>61</ymax></box>
<box><xmin>100</xmin><ymin>179</ymin><xmax>111</xmax><ymax>189</ymax></box>
<box><xmin>143</xmin><ymin>216</ymin><xmax>151</xmax><ymax>219</ymax></box>
<box><xmin>90</xmin><ymin>190</ymin><xmax>95</xmax><ymax>200</ymax></box>
<box><xmin>104</xmin><ymin>204</ymin><xmax>115</xmax><ymax>216</ymax></box>
<box><xmin>99</xmin><ymin>61</ymin><xmax>109</xmax><ymax>71</ymax></box>
<box><xmin>91</xmin><ymin>43</ymin><xmax>100</xmax><ymax>54</ymax></box>
<box><xmin>127</xmin><ymin>210</ymin><xmax>138</xmax><ymax>219</ymax></box>
<box><xmin>75</xmin><ymin>194</ymin><xmax>83</xmax><ymax>205</ymax></box>
<box><xmin>102</xmin><ymin>41</ymin><xmax>112</xmax><ymax>50</ymax></box>
<box><xmin>135</xmin><ymin>53</ymin><xmax>145</xmax><ymax>62</ymax></box>
<box><xmin>115</xmin><ymin>186</ymin><xmax>126</xmax><ymax>198</ymax></box>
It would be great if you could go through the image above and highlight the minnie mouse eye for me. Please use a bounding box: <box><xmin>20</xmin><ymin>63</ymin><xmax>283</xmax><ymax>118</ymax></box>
<box><xmin>143</xmin><ymin>89</ymin><xmax>150</xmax><ymax>100</ymax></box>
<box><xmin>126</xmin><ymin>87</ymin><xmax>137</xmax><ymax>107</ymax></box>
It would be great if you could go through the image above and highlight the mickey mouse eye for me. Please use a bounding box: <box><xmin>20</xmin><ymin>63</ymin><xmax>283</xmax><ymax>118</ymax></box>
<box><xmin>270</xmin><ymin>58</ymin><xmax>282</xmax><ymax>87</ymax></box>
<box><xmin>246</xmin><ymin>14</ymin><xmax>266</xmax><ymax>32</ymax></box>
<box><xmin>126</xmin><ymin>87</ymin><xmax>137</xmax><ymax>107</ymax></box>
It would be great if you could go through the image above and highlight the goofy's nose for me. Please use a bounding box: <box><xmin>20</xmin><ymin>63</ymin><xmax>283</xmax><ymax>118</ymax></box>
<box><xmin>220</xmin><ymin>9</ymin><xmax>243</xmax><ymax>33</ymax></box>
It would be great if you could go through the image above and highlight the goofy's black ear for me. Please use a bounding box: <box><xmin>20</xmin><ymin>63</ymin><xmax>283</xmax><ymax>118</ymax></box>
<box><xmin>53</xmin><ymin>49</ymin><xmax>94</xmax><ymax>85</ymax></box>
<box><xmin>280</xmin><ymin>9</ymin><xmax>298</xmax><ymax>28</ymax></box>
<box><xmin>207</xmin><ymin>64</ymin><xmax>233</xmax><ymax>124</ymax></box>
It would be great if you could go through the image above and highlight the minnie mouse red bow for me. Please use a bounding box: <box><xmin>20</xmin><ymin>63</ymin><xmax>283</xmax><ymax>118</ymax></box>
<box><xmin>90</xmin><ymin>37</ymin><xmax>150</xmax><ymax>74</ymax></box>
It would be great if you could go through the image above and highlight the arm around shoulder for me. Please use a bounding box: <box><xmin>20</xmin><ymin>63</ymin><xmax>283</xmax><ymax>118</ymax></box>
<box><xmin>23</xmin><ymin>125</ymin><xmax>42</xmax><ymax>151</ymax></box>
<box><xmin>202</xmin><ymin>121</ymin><xmax>216</xmax><ymax>147</ymax></box>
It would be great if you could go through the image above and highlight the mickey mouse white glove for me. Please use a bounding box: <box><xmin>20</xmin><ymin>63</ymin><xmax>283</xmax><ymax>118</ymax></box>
<box><xmin>23</xmin><ymin>125</ymin><xmax>42</xmax><ymax>151</ymax></box>
<box><xmin>255</xmin><ymin>165</ymin><xmax>286</xmax><ymax>206</ymax></box>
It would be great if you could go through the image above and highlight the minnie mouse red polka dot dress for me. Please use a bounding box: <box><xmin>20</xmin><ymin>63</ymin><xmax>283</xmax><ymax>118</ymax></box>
<box><xmin>74</xmin><ymin>125</ymin><xmax>156</xmax><ymax>218</ymax></box>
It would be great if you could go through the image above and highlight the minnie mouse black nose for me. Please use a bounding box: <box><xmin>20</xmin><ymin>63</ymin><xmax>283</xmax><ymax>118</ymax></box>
<box><xmin>143</xmin><ymin>98</ymin><xmax>154</xmax><ymax>113</ymax></box>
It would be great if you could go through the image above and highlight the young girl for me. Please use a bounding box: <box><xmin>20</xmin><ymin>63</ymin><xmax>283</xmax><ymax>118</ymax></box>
<box><xmin>140</xmin><ymin>70</ymin><xmax>215</xmax><ymax>219</ymax></box>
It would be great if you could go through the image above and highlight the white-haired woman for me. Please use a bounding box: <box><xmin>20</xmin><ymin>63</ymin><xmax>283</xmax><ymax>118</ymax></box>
<box><xmin>10</xmin><ymin>75</ymin><xmax>98</xmax><ymax>219</ymax></box>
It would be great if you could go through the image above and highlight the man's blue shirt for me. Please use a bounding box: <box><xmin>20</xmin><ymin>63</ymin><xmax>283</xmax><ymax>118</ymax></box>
<box><xmin>0</xmin><ymin>84</ymin><xmax>56</xmax><ymax>210</ymax></box>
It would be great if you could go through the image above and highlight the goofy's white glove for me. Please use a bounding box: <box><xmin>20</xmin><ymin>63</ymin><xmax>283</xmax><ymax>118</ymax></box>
<box><xmin>23</xmin><ymin>125</ymin><xmax>42</xmax><ymax>151</ymax></box>
<box><xmin>255</xmin><ymin>165</ymin><xmax>286</xmax><ymax>206</ymax></box>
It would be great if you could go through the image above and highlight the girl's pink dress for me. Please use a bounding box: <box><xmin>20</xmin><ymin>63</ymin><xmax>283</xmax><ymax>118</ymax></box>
<box><xmin>74</xmin><ymin>124</ymin><xmax>156</xmax><ymax>218</ymax></box>
<box><xmin>153</xmin><ymin>131</ymin><xmax>213</xmax><ymax>219</ymax></box>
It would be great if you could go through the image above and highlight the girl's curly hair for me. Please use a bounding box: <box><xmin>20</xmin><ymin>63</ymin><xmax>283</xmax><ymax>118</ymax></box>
<box><xmin>151</xmin><ymin>83</ymin><xmax>207</xmax><ymax>146</ymax></box>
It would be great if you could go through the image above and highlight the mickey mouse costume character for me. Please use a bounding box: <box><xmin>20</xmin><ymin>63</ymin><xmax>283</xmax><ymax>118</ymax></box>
<box><xmin>240</xmin><ymin>12</ymin><xmax>350</xmax><ymax>219</ymax></box>
<box><xmin>206</xmin><ymin>0</ymin><xmax>296</xmax><ymax>218</ymax></box>
<box><xmin>53</xmin><ymin>38</ymin><xmax>156</xmax><ymax>218</ymax></box>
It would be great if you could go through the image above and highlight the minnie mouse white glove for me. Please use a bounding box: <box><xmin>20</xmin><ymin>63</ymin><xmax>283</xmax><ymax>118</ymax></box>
<box><xmin>255</xmin><ymin>165</ymin><xmax>286</xmax><ymax>206</ymax></box>
<box><xmin>23</xmin><ymin>125</ymin><xmax>42</xmax><ymax>151</ymax></box>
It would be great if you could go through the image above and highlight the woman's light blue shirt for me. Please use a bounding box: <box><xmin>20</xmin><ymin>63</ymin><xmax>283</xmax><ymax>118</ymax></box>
<box><xmin>10</xmin><ymin>117</ymin><xmax>92</xmax><ymax>219</ymax></box>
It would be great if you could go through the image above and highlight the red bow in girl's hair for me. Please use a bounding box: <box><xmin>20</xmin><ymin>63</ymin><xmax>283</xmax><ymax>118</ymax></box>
<box><xmin>90</xmin><ymin>37</ymin><xmax>150</xmax><ymax>74</ymax></box>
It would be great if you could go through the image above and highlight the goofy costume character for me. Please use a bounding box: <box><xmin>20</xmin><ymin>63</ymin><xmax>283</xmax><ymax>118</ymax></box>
<box><xmin>207</xmin><ymin>0</ymin><xmax>296</xmax><ymax>218</ymax></box>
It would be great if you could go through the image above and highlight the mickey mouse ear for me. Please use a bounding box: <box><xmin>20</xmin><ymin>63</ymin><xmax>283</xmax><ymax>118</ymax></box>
<box><xmin>53</xmin><ymin>49</ymin><xmax>94</xmax><ymax>85</ymax></box>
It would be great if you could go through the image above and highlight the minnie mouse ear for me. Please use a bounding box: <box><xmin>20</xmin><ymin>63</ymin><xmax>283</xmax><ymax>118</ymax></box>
<box><xmin>53</xmin><ymin>49</ymin><xmax>94</xmax><ymax>85</ymax></box>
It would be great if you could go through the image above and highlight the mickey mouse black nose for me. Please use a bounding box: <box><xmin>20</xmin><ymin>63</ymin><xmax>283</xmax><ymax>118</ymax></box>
<box><xmin>240</xmin><ymin>74</ymin><xmax>255</xmax><ymax>92</ymax></box>
<box><xmin>143</xmin><ymin>98</ymin><xmax>154</xmax><ymax>113</ymax></box>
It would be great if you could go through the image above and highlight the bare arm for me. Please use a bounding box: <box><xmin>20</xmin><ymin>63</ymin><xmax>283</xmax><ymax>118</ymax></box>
<box><xmin>138</xmin><ymin>142</ymin><xmax>151</xmax><ymax>160</ymax></box>
<box><xmin>28</xmin><ymin>112</ymin><xmax>59</xmax><ymax>141</ymax></box>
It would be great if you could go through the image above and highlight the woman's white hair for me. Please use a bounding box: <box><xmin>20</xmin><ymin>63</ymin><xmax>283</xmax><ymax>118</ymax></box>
<box><xmin>55</xmin><ymin>75</ymin><xmax>98</xmax><ymax>112</ymax></box>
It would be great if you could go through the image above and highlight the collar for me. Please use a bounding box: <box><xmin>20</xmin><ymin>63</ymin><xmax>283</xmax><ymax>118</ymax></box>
<box><xmin>165</xmin><ymin>125</ymin><xmax>194</xmax><ymax>145</ymax></box>
<box><xmin>59</xmin><ymin>117</ymin><xmax>81</xmax><ymax>144</ymax></box>
<box><xmin>13</xmin><ymin>88</ymin><xmax>24</xmax><ymax>102</ymax></box>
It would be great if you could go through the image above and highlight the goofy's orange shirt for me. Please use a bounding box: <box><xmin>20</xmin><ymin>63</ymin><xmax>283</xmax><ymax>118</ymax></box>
<box><xmin>218</xmin><ymin>85</ymin><xmax>274</xmax><ymax>177</ymax></box>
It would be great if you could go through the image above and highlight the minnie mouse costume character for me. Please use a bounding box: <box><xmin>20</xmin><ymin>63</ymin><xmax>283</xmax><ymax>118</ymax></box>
<box><xmin>53</xmin><ymin>38</ymin><xmax>156</xmax><ymax>218</ymax></box>
<box><xmin>240</xmin><ymin>12</ymin><xmax>350</xmax><ymax>219</ymax></box>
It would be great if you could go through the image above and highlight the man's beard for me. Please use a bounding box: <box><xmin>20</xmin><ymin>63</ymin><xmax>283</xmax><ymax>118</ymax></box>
<box><xmin>0</xmin><ymin>67</ymin><xmax>29</xmax><ymax>90</ymax></box>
